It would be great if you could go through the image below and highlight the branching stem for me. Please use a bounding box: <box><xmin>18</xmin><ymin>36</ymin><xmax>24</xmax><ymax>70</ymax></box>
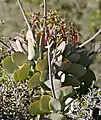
<box><xmin>39</xmin><ymin>35</ymin><xmax>43</xmax><ymax>59</ymax></box>
<box><xmin>46</xmin><ymin>41</ymin><xmax>56</xmax><ymax>99</ymax></box>
<box><xmin>39</xmin><ymin>0</ymin><xmax>47</xmax><ymax>59</ymax></box>
<box><xmin>79</xmin><ymin>28</ymin><xmax>101</xmax><ymax>48</ymax></box>
<box><xmin>0</xmin><ymin>39</ymin><xmax>15</xmax><ymax>52</ymax></box>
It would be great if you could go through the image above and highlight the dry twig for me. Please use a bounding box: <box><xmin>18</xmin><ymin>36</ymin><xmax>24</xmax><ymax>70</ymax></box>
<box><xmin>79</xmin><ymin>28</ymin><xmax>101</xmax><ymax>48</ymax></box>
<box><xmin>17</xmin><ymin>0</ymin><xmax>31</xmax><ymax>30</ymax></box>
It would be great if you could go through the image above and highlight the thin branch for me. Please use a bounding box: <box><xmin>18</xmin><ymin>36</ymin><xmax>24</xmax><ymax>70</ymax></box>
<box><xmin>39</xmin><ymin>34</ymin><xmax>43</xmax><ymax>59</ymax></box>
<box><xmin>88</xmin><ymin>44</ymin><xmax>101</xmax><ymax>57</ymax></box>
<box><xmin>79</xmin><ymin>28</ymin><xmax>101</xmax><ymax>48</ymax></box>
<box><xmin>39</xmin><ymin>0</ymin><xmax>47</xmax><ymax>59</ymax></box>
<box><xmin>0</xmin><ymin>39</ymin><xmax>15</xmax><ymax>52</ymax></box>
<box><xmin>17</xmin><ymin>0</ymin><xmax>31</xmax><ymax>30</ymax></box>
<box><xmin>43</xmin><ymin>0</ymin><xmax>47</xmax><ymax>31</ymax></box>
<box><xmin>47</xmin><ymin>41</ymin><xmax>56</xmax><ymax>99</ymax></box>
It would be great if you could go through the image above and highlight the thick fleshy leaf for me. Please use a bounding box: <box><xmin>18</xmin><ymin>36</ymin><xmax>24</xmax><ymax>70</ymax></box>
<box><xmin>57</xmin><ymin>41</ymin><xmax>66</xmax><ymax>53</ymax></box>
<box><xmin>50</xmin><ymin>113</ymin><xmax>64</xmax><ymax>120</ymax></box>
<box><xmin>28</xmin><ymin>72</ymin><xmax>41</xmax><ymax>88</ymax></box>
<box><xmin>13</xmin><ymin>70</ymin><xmax>19</xmax><ymax>82</ymax></box>
<box><xmin>78</xmin><ymin>52</ymin><xmax>91</xmax><ymax>67</ymax></box>
<box><xmin>22</xmin><ymin>43</ymin><xmax>28</xmax><ymax>52</ymax></box>
<box><xmin>26</xmin><ymin>28</ymin><xmax>35</xmax><ymax>60</ymax></box>
<box><xmin>2</xmin><ymin>56</ymin><xmax>18</xmax><ymax>73</ymax></box>
<box><xmin>58</xmin><ymin>71</ymin><xmax>65</xmax><ymax>82</ymax></box>
<box><xmin>60</xmin><ymin>62</ymin><xmax>72</xmax><ymax>72</ymax></box>
<box><xmin>28</xmin><ymin>100</ymin><xmax>43</xmax><ymax>116</ymax></box>
<box><xmin>60</xmin><ymin>86</ymin><xmax>73</xmax><ymax>96</ymax></box>
<box><xmin>63</xmin><ymin>44</ymin><xmax>73</xmax><ymax>58</ymax></box>
<box><xmin>40</xmin><ymin>95</ymin><xmax>51</xmax><ymax>113</ymax></box>
<box><xmin>64</xmin><ymin>97</ymin><xmax>73</xmax><ymax>111</ymax></box>
<box><xmin>58</xmin><ymin>71</ymin><xmax>63</xmax><ymax>76</ymax></box>
<box><xmin>61</xmin><ymin>73</ymin><xmax>65</xmax><ymax>82</ymax></box>
<box><xmin>36</xmin><ymin>56</ymin><xmax>48</xmax><ymax>72</ymax></box>
<box><xmin>18</xmin><ymin>64</ymin><xmax>30</xmax><ymax>81</ymax></box>
<box><xmin>10</xmin><ymin>40</ymin><xmax>19</xmax><ymax>51</ymax></box>
<box><xmin>28</xmin><ymin>38</ymin><xmax>35</xmax><ymax>60</ymax></box>
<box><xmin>55</xmin><ymin>90</ymin><xmax>61</xmax><ymax>99</ymax></box>
<box><xmin>12</xmin><ymin>52</ymin><xmax>28</xmax><ymax>66</ymax></box>
<box><xmin>26</xmin><ymin>29</ymin><xmax>34</xmax><ymax>42</ymax></box>
<box><xmin>50</xmin><ymin>98</ymin><xmax>61</xmax><ymax>111</ymax></box>
<box><xmin>79</xmin><ymin>69</ymin><xmax>96</xmax><ymax>86</ymax></box>
<box><xmin>40</xmin><ymin>70</ymin><xmax>47</xmax><ymax>82</ymax></box>
<box><xmin>65</xmin><ymin>97</ymin><xmax>73</xmax><ymax>105</ymax></box>
<box><xmin>16</xmin><ymin>39</ymin><xmax>23</xmax><ymax>52</ymax></box>
<box><xmin>65</xmin><ymin>75</ymin><xmax>80</xmax><ymax>87</ymax></box>
<box><xmin>67</xmin><ymin>53</ymin><xmax>80</xmax><ymax>62</ymax></box>
<box><xmin>66</xmin><ymin>63</ymin><xmax>86</xmax><ymax>77</ymax></box>
<box><xmin>44</xmin><ymin>79</ymin><xmax>61</xmax><ymax>90</ymax></box>
<box><xmin>55</xmin><ymin>60</ymin><xmax>62</xmax><ymax>67</ymax></box>
<box><xmin>77</xmin><ymin>85</ymin><xmax>89</xmax><ymax>95</ymax></box>
<box><xmin>57</xmin><ymin>55</ymin><xmax>63</xmax><ymax>61</ymax></box>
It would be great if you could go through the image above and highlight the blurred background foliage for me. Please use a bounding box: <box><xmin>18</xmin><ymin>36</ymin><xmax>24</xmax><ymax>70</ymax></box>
<box><xmin>0</xmin><ymin>0</ymin><xmax>101</xmax><ymax>87</ymax></box>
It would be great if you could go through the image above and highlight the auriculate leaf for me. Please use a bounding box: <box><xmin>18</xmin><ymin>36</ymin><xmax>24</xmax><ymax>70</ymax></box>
<box><xmin>44</xmin><ymin>79</ymin><xmax>61</xmax><ymax>90</ymax></box>
<box><xmin>36</xmin><ymin>56</ymin><xmax>48</xmax><ymax>72</ymax></box>
<box><xmin>40</xmin><ymin>95</ymin><xmax>51</xmax><ymax>113</ymax></box>
<box><xmin>28</xmin><ymin>100</ymin><xmax>43</xmax><ymax>116</ymax></box>
<box><xmin>18</xmin><ymin>64</ymin><xmax>30</xmax><ymax>81</ymax></box>
<box><xmin>66</xmin><ymin>63</ymin><xmax>86</xmax><ymax>77</ymax></box>
<box><xmin>12</xmin><ymin>52</ymin><xmax>28</xmax><ymax>66</ymax></box>
<box><xmin>40</xmin><ymin>70</ymin><xmax>47</xmax><ymax>82</ymax></box>
<box><xmin>50</xmin><ymin>98</ymin><xmax>61</xmax><ymax>110</ymax></box>
<box><xmin>2</xmin><ymin>56</ymin><xmax>18</xmax><ymax>73</ymax></box>
<box><xmin>28</xmin><ymin>72</ymin><xmax>41</xmax><ymax>88</ymax></box>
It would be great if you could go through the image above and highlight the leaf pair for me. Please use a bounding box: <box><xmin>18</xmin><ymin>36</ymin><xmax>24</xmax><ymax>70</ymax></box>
<box><xmin>36</xmin><ymin>56</ymin><xmax>48</xmax><ymax>72</ymax></box>
<box><xmin>2</xmin><ymin>56</ymin><xmax>18</xmax><ymax>73</ymax></box>
<box><xmin>28</xmin><ymin>95</ymin><xmax>51</xmax><ymax>116</ymax></box>
<box><xmin>28</xmin><ymin>70</ymin><xmax>47</xmax><ymax>88</ymax></box>
<box><xmin>12</xmin><ymin>51</ymin><xmax>28</xmax><ymax>66</ymax></box>
<box><xmin>28</xmin><ymin>95</ymin><xmax>61</xmax><ymax>116</ymax></box>
<box><xmin>13</xmin><ymin>64</ymin><xmax>30</xmax><ymax>81</ymax></box>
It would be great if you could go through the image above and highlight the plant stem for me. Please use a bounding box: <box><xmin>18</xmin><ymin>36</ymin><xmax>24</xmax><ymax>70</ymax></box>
<box><xmin>39</xmin><ymin>34</ymin><xmax>43</xmax><ymax>59</ymax></box>
<box><xmin>39</xmin><ymin>0</ymin><xmax>47</xmax><ymax>59</ymax></box>
<box><xmin>43</xmin><ymin>0</ymin><xmax>47</xmax><ymax>31</ymax></box>
<box><xmin>0</xmin><ymin>39</ymin><xmax>15</xmax><ymax>52</ymax></box>
<box><xmin>47</xmin><ymin>41</ymin><xmax>56</xmax><ymax>99</ymax></box>
<box><xmin>79</xmin><ymin>28</ymin><xmax>101</xmax><ymax>48</ymax></box>
<box><xmin>17</xmin><ymin>0</ymin><xmax>31</xmax><ymax>30</ymax></box>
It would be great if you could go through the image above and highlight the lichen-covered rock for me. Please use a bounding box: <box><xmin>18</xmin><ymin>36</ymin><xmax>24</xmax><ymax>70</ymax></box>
<box><xmin>0</xmin><ymin>79</ymin><xmax>34</xmax><ymax>120</ymax></box>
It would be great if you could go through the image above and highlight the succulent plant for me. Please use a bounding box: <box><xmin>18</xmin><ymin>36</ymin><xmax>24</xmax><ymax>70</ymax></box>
<box><xmin>1</xmin><ymin>0</ymin><xmax>100</xmax><ymax>119</ymax></box>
